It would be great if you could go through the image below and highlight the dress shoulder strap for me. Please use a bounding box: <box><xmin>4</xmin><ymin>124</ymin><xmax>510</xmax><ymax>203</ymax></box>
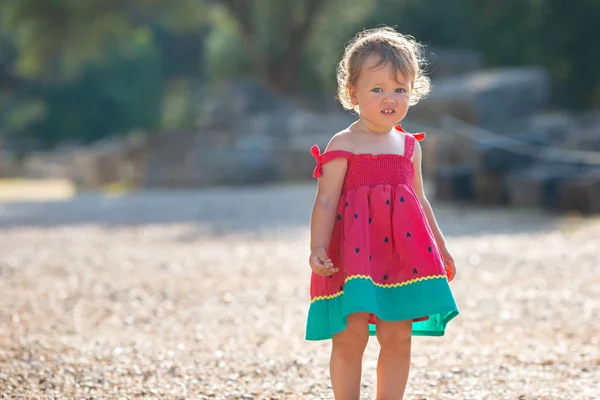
<box><xmin>403</xmin><ymin>132</ymin><xmax>426</xmax><ymax>159</ymax></box>
<box><xmin>310</xmin><ymin>145</ymin><xmax>353</xmax><ymax>178</ymax></box>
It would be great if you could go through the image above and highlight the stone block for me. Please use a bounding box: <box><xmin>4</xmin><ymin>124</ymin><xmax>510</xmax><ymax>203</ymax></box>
<box><xmin>410</xmin><ymin>66</ymin><xmax>551</xmax><ymax>129</ymax></box>
<box><xmin>434</xmin><ymin>165</ymin><xmax>475</xmax><ymax>201</ymax></box>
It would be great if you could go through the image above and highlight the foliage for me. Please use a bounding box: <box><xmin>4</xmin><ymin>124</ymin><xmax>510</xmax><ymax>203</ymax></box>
<box><xmin>1</xmin><ymin>0</ymin><xmax>599</xmax><ymax>154</ymax></box>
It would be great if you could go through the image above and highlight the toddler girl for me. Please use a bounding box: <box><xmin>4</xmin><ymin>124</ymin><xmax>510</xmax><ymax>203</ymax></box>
<box><xmin>306</xmin><ymin>26</ymin><xmax>459</xmax><ymax>399</ymax></box>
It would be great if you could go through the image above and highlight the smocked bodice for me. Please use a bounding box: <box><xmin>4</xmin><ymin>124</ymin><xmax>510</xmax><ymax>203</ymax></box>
<box><xmin>342</xmin><ymin>154</ymin><xmax>414</xmax><ymax>191</ymax></box>
<box><xmin>310</xmin><ymin>124</ymin><xmax>424</xmax><ymax>191</ymax></box>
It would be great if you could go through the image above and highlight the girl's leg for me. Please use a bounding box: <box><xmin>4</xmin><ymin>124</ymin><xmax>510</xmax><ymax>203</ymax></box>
<box><xmin>375</xmin><ymin>319</ymin><xmax>412</xmax><ymax>400</ymax></box>
<box><xmin>330</xmin><ymin>312</ymin><xmax>370</xmax><ymax>400</ymax></box>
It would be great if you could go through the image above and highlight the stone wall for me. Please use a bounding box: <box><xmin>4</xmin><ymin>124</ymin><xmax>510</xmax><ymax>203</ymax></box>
<box><xmin>3</xmin><ymin>50</ymin><xmax>599</xmax><ymax>214</ymax></box>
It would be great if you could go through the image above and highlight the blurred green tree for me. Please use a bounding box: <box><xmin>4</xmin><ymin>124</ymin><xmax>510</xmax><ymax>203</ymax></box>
<box><xmin>1</xmin><ymin>0</ymin><xmax>208</xmax><ymax>80</ymax></box>
<box><xmin>206</xmin><ymin>0</ymin><xmax>373</xmax><ymax>93</ymax></box>
<box><xmin>0</xmin><ymin>0</ymin><xmax>209</xmax><ymax>152</ymax></box>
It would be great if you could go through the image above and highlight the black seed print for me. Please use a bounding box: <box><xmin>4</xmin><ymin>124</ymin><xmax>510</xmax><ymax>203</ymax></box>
<box><xmin>427</xmin><ymin>246</ymin><xmax>432</xmax><ymax>252</ymax></box>
<box><xmin>386</xmin><ymin>199</ymin><xmax>390</xmax><ymax>205</ymax></box>
<box><xmin>369</xmin><ymin>217</ymin><xmax>372</xmax><ymax>224</ymax></box>
<box><xmin>340</xmin><ymin>285</ymin><xmax>343</xmax><ymax>291</ymax></box>
<box><xmin>369</xmin><ymin>255</ymin><xmax>372</xmax><ymax>261</ymax></box>
<box><xmin>329</xmin><ymin>275</ymin><xmax>332</xmax><ymax>279</ymax></box>
<box><xmin>384</xmin><ymin>237</ymin><xmax>389</xmax><ymax>243</ymax></box>
<box><xmin>407</xmin><ymin>232</ymin><xmax>411</xmax><ymax>238</ymax></box>
<box><xmin>345</xmin><ymin>201</ymin><xmax>349</xmax><ymax>207</ymax></box>
<box><xmin>413</xmin><ymin>268</ymin><xmax>418</xmax><ymax>274</ymax></box>
<box><xmin>338</xmin><ymin>251</ymin><xmax>341</xmax><ymax>256</ymax></box>
<box><xmin>354</xmin><ymin>213</ymin><xmax>358</xmax><ymax>219</ymax></box>
<box><xmin>355</xmin><ymin>248</ymin><xmax>360</xmax><ymax>254</ymax></box>
<box><xmin>384</xmin><ymin>274</ymin><xmax>388</xmax><ymax>281</ymax></box>
<box><xmin>400</xmin><ymin>197</ymin><xmax>405</xmax><ymax>203</ymax></box>
<box><xmin>337</xmin><ymin>214</ymin><xmax>342</xmax><ymax>220</ymax></box>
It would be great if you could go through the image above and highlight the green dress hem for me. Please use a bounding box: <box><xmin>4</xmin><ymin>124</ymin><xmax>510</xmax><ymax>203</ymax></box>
<box><xmin>305</xmin><ymin>275</ymin><xmax>459</xmax><ymax>341</ymax></box>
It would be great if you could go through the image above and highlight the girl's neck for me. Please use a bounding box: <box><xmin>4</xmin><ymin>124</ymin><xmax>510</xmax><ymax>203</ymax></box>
<box><xmin>355</xmin><ymin>118</ymin><xmax>394</xmax><ymax>135</ymax></box>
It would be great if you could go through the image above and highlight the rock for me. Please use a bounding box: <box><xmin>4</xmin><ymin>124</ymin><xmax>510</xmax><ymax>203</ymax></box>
<box><xmin>475</xmin><ymin>129</ymin><xmax>551</xmax><ymax>174</ymax></box>
<box><xmin>505</xmin><ymin>163</ymin><xmax>583</xmax><ymax>210</ymax></box>
<box><xmin>557</xmin><ymin>170</ymin><xmax>600</xmax><ymax>214</ymax></box>
<box><xmin>198</xmin><ymin>80</ymin><xmax>294</xmax><ymax>131</ymax></box>
<box><xmin>526</xmin><ymin>112</ymin><xmax>575</xmax><ymax>143</ymax></box>
<box><xmin>287</xmin><ymin>110</ymin><xmax>355</xmax><ymax>138</ymax></box>
<box><xmin>410</xmin><ymin>67</ymin><xmax>551</xmax><ymax>129</ymax></box>
<box><xmin>576</xmin><ymin>110</ymin><xmax>600</xmax><ymax>129</ymax></box>
<box><xmin>414</xmin><ymin>127</ymin><xmax>478</xmax><ymax>177</ymax></box>
<box><xmin>21</xmin><ymin>151</ymin><xmax>73</xmax><ymax>180</ymax></box>
<box><xmin>282</xmin><ymin>133</ymin><xmax>332</xmax><ymax>182</ymax></box>
<box><xmin>425</xmin><ymin>48</ymin><xmax>485</xmax><ymax>80</ymax></box>
<box><xmin>563</xmin><ymin>128</ymin><xmax>600</xmax><ymax>152</ymax></box>
<box><xmin>473</xmin><ymin>171</ymin><xmax>508</xmax><ymax>205</ymax></box>
<box><xmin>142</xmin><ymin>131</ymin><xmax>198</xmax><ymax>187</ymax></box>
<box><xmin>188</xmin><ymin>148</ymin><xmax>281</xmax><ymax>186</ymax></box>
<box><xmin>504</xmin><ymin>173</ymin><xmax>543</xmax><ymax>208</ymax></box>
<box><xmin>71</xmin><ymin>134</ymin><xmax>148</xmax><ymax>188</ymax></box>
<box><xmin>142</xmin><ymin>129</ymin><xmax>281</xmax><ymax>187</ymax></box>
<box><xmin>279</xmin><ymin>110</ymin><xmax>355</xmax><ymax>182</ymax></box>
<box><xmin>1</xmin><ymin>150</ymin><xmax>22</xmax><ymax>178</ymax></box>
<box><xmin>243</xmin><ymin>113</ymin><xmax>290</xmax><ymax>142</ymax></box>
<box><xmin>434</xmin><ymin>165</ymin><xmax>475</xmax><ymax>201</ymax></box>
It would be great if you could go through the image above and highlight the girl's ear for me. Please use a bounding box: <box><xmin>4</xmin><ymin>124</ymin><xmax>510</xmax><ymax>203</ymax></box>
<box><xmin>349</xmin><ymin>85</ymin><xmax>359</xmax><ymax>106</ymax></box>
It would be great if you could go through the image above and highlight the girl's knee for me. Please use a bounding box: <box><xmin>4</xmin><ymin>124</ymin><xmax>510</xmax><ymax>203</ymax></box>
<box><xmin>333</xmin><ymin>313</ymin><xmax>370</xmax><ymax>350</ymax></box>
<box><xmin>375</xmin><ymin>320</ymin><xmax>412</xmax><ymax>348</ymax></box>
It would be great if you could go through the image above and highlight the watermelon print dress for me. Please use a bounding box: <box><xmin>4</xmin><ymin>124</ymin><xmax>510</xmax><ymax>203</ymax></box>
<box><xmin>305</xmin><ymin>125</ymin><xmax>459</xmax><ymax>341</ymax></box>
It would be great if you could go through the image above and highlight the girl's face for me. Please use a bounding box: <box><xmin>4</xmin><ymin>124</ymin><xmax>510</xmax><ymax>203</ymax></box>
<box><xmin>349</xmin><ymin>54</ymin><xmax>412</xmax><ymax>133</ymax></box>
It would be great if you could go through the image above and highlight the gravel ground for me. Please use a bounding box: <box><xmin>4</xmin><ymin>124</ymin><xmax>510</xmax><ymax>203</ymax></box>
<box><xmin>0</xmin><ymin>183</ymin><xmax>599</xmax><ymax>399</ymax></box>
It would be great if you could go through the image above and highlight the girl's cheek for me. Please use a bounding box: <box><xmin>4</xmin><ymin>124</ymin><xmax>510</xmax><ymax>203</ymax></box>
<box><xmin>397</xmin><ymin>94</ymin><xmax>410</xmax><ymax>104</ymax></box>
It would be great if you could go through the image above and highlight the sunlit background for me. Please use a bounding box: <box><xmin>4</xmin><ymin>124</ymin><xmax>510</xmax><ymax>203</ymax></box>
<box><xmin>1</xmin><ymin>1</ymin><xmax>599</xmax><ymax>399</ymax></box>
<box><xmin>1</xmin><ymin>0</ymin><xmax>599</xmax><ymax>208</ymax></box>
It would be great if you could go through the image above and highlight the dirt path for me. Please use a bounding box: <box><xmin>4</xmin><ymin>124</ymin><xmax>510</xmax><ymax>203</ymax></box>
<box><xmin>1</xmin><ymin>183</ymin><xmax>598</xmax><ymax>399</ymax></box>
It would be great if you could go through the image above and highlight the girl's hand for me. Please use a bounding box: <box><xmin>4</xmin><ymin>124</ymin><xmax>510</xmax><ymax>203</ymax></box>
<box><xmin>309</xmin><ymin>247</ymin><xmax>338</xmax><ymax>276</ymax></box>
<box><xmin>440</xmin><ymin>246</ymin><xmax>456</xmax><ymax>282</ymax></box>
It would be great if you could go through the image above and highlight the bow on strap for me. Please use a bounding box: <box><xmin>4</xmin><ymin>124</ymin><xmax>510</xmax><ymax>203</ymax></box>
<box><xmin>395</xmin><ymin>124</ymin><xmax>426</xmax><ymax>141</ymax></box>
<box><xmin>310</xmin><ymin>145</ymin><xmax>323</xmax><ymax>178</ymax></box>
<box><xmin>413</xmin><ymin>132</ymin><xmax>426</xmax><ymax>141</ymax></box>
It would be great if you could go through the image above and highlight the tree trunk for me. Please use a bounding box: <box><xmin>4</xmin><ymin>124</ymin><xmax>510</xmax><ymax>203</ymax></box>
<box><xmin>221</xmin><ymin>0</ymin><xmax>324</xmax><ymax>93</ymax></box>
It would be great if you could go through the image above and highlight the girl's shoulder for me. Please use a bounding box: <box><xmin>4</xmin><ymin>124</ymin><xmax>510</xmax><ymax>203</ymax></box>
<box><xmin>310</xmin><ymin>130</ymin><xmax>354</xmax><ymax>179</ymax></box>
<box><xmin>325</xmin><ymin>129</ymin><xmax>354</xmax><ymax>152</ymax></box>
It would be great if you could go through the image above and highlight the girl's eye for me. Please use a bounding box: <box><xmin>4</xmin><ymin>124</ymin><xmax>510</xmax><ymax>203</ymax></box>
<box><xmin>396</xmin><ymin>88</ymin><xmax>406</xmax><ymax>93</ymax></box>
<box><xmin>372</xmin><ymin>88</ymin><xmax>382</xmax><ymax>93</ymax></box>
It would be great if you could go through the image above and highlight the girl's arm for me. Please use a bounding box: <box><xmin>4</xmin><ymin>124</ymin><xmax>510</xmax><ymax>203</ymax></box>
<box><xmin>411</xmin><ymin>139</ymin><xmax>448</xmax><ymax>252</ymax></box>
<box><xmin>310</xmin><ymin>136</ymin><xmax>348</xmax><ymax>253</ymax></box>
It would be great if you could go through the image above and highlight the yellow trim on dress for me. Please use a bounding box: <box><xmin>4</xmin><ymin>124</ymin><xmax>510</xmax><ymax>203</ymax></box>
<box><xmin>310</xmin><ymin>274</ymin><xmax>447</xmax><ymax>303</ymax></box>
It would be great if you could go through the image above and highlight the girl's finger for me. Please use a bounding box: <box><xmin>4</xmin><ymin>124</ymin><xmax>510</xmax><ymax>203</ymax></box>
<box><xmin>314</xmin><ymin>255</ymin><xmax>333</xmax><ymax>268</ymax></box>
<box><xmin>318</xmin><ymin>256</ymin><xmax>332</xmax><ymax>265</ymax></box>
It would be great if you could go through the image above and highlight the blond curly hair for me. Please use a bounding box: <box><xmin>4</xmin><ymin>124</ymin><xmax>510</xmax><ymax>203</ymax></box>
<box><xmin>336</xmin><ymin>27</ymin><xmax>431</xmax><ymax>111</ymax></box>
